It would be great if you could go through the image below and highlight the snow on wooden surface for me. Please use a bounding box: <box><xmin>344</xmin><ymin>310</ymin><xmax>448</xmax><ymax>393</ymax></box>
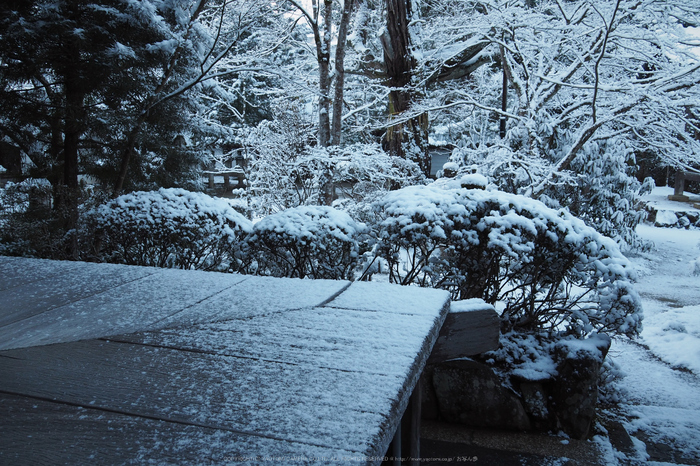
<box><xmin>120</xmin><ymin>307</ymin><xmax>439</xmax><ymax>376</ymax></box>
<box><xmin>154</xmin><ymin>275</ymin><xmax>351</xmax><ymax>329</ymax></box>
<box><xmin>0</xmin><ymin>257</ymin><xmax>450</xmax><ymax>465</ymax></box>
<box><xmin>0</xmin><ymin>260</ymin><xmax>157</xmax><ymax>328</ymax></box>
<box><xmin>326</xmin><ymin>281</ymin><xmax>450</xmax><ymax>315</ymax></box>
<box><xmin>0</xmin><ymin>392</ymin><xmax>355</xmax><ymax>465</ymax></box>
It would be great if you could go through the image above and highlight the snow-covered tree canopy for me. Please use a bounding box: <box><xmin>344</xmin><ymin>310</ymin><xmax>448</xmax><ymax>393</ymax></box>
<box><xmin>416</xmin><ymin>0</ymin><xmax>700</xmax><ymax>172</ymax></box>
<box><xmin>244</xmin><ymin>107</ymin><xmax>425</xmax><ymax>213</ymax></box>
<box><xmin>399</xmin><ymin>0</ymin><xmax>699</xmax><ymax>246</ymax></box>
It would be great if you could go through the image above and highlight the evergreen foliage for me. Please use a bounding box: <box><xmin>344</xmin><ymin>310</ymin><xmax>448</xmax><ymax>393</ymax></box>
<box><xmin>0</xmin><ymin>178</ymin><xmax>69</xmax><ymax>258</ymax></box>
<box><xmin>0</xmin><ymin>0</ymin><xmax>192</xmax><ymax>189</ymax></box>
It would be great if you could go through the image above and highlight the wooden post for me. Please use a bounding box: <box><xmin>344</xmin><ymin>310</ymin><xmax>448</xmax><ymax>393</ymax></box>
<box><xmin>392</xmin><ymin>421</ymin><xmax>401</xmax><ymax>465</ymax></box>
<box><xmin>409</xmin><ymin>378</ymin><xmax>421</xmax><ymax>466</ymax></box>
<box><xmin>675</xmin><ymin>172</ymin><xmax>685</xmax><ymax>197</ymax></box>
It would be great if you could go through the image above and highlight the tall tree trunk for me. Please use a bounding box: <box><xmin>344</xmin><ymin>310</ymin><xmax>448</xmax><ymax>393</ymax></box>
<box><xmin>112</xmin><ymin>112</ymin><xmax>151</xmax><ymax>198</ymax></box>
<box><xmin>317</xmin><ymin>0</ymin><xmax>333</xmax><ymax>147</ymax></box>
<box><xmin>63</xmin><ymin>83</ymin><xmax>80</xmax><ymax>196</ymax></box>
<box><xmin>330</xmin><ymin>0</ymin><xmax>356</xmax><ymax>146</ymax></box>
<box><xmin>500</xmin><ymin>46</ymin><xmax>508</xmax><ymax>139</ymax></box>
<box><xmin>382</xmin><ymin>0</ymin><xmax>430</xmax><ymax>177</ymax></box>
<box><xmin>60</xmin><ymin>52</ymin><xmax>83</xmax><ymax>258</ymax></box>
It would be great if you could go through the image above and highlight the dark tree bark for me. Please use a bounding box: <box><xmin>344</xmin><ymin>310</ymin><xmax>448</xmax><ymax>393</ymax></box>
<box><xmin>63</xmin><ymin>69</ymin><xmax>81</xmax><ymax>197</ymax></box>
<box><xmin>58</xmin><ymin>36</ymin><xmax>84</xmax><ymax>257</ymax></box>
<box><xmin>113</xmin><ymin>125</ymin><xmax>143</xmax><ymax>198</ymax></box>
<box><xmin>500</xmin><ymin>47</ymin><xmax>508</xmax><ymax>139</ymax></box>
<box><xmin>316</xmin><ymin>0</ymin><xmax>333</xmax><ymax>147</ymax></box>
<box><xmin>330</xmin><ymin>0</ymin><xmax>356</xmax><ymax>146</ymax></box>
<box><xmin>382</xmin><ymin>0</ymin><xmax>430</xmax><ymax>177</ymax></box>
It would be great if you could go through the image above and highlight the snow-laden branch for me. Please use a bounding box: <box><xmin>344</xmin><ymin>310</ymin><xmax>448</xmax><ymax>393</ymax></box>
<box><xmin>530</xmin><ymin>99</ymin><xmax>641</xmax><ymax>197</ymax></box>
<box><xmin>285</xmin><ymin>0</ymin><xmax>317</xmax><ymax>28</ymax></box>
<box><xmin>341</xmin><ymin>89</ymin><xmax>391</xmax><ymax>122</ymax></box>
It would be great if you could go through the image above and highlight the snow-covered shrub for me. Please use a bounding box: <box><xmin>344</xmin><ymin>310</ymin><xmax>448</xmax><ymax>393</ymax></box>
<box><xmin>243</xmin><ymin>205</ymin><xmax>367</xmax><ymax>279</ymax></box>
<box><xmin>540</xmin><ymin>141</ymin><xmax>654</xmax><ymax>251</ymax></box>
<box><xmin>452</xmin><ymin>139</ymin><xmax>653</xmax><ymax>250</ymax></box>
<box><xmin>481</xmin><ymin>331</ymin><xmax>560</xmax><ymax>384</ymax></box>
<box><xmin>0</xmin><ymin>178</ymin><xmax>52</xmax><ymax>217</ymax></box>
<box><xmin>372</xmin><ymin>184</ymin><xmax>642</xmax><ymax>337</ymax></box>
<box><xmin>88</xmin><ymin>188</ymin><xmax>252</xmax><ymax>271</ymax></box>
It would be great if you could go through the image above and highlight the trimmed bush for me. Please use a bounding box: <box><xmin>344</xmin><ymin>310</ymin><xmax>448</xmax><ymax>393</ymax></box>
<box><xmin>89</xmin><ymin>188</ymin><xmax>252</xmax><ymax>271</ymax></box>
<box><xmin>244</xmin><ymin>205</ymin><xmax>366</xmax><ymax>279</ymax></box>
<box><xmin>372</xmin><ymin>183</ymin><xmax>642</xmax><ymax>338</ymax></box>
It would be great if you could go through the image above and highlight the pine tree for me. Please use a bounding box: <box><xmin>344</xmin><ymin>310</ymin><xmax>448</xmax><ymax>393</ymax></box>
<box><xmin>0</xmin><ymin>0</ymin><xmax>221</xmax><ymax>256</ymax></box>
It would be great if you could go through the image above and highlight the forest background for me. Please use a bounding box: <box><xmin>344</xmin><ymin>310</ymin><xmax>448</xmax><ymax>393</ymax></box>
<box><xmin>1</xmin><ymin>0</ymin><xmax>700</xmax><ymax>399</ymax></box>
<box><xmin>1</xmin><ymin>0</ymin><xmax>698</xmax><ymax>247</ymax></box>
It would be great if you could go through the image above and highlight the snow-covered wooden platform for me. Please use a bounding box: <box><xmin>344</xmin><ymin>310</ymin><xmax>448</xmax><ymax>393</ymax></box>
<box><xmin>0</xmin><ymin>256</ymin><xmax>450</xmax><ymax>465</ymax></box>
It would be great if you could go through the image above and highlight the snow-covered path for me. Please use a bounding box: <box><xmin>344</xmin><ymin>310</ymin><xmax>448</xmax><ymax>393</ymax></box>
<box><xmin>609</xmin><ymin>339</ymin><xmax>700</xmax><ymax>464</ymax></box>
<box><xmin>631</xmin><ymin>224</ymin><xmax>700</xmax><ymax>375</ymax></box>
<box><xmin>604</xmin><ymin>221</ymin><xmax>700</xmax><ymax>464</ymax></box>
<box><xmin>634</xmin><ymin>224</ymin><xmax>700</xmax><ymax>308</ymax></box>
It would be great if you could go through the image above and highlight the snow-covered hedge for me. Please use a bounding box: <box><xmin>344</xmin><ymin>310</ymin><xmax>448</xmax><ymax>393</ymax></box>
<box><xmin>372</xmin><ymin>185</ymin><xmax>642</xmax><ymax>337</ymax></box>
<box><xmin>243</xmin><ymin>205</ymin><xmax>366</xmax><ymax>279</ymax></box>
<box><xmin>89</xmin><ymin>188</ymin><xmax>252</xmax><ymax>271</ymax></box>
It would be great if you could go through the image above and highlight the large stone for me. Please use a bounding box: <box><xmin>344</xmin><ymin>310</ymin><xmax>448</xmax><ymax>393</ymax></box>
<box><xmin>432</xmin><ymin>359</ymin><xmax>531</xmax><ymax>430</ymax></box>
<box><xmin>519</xmin><ymin>381</ymin><xmax>555</xmax><ymax>430</ymax></box>
<box><xmin>550</xmin><ymin>334</ymin><xmax>612</xmax><ymax>439</ymax></box>
<box><xmin>654</xmin><ymin>210</ymin><xmax>679</xmax><ymax>227</ymax></box>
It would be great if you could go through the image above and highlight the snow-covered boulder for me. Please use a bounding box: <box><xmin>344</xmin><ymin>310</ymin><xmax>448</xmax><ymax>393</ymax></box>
<box><xmin>654</xmin><ymin>210</ymin><xmax>680</xmax><ymax>227</ymax></box>
<box><xmin>643</xmin><ymin>186</ymin><xmax>700</xmax><ymax>229</ymax></box>
<box><xmin>433</xmin><ymin>173</ymin><xmax>488</xmax><ymax>190</ymax></box>
<box><xmin>440</xmin><ymin>161</ymin><xmax>459</xmax><ymax>178</ymax></box>
<box><xmin>427</xmin><ymin>331</ymin><xmax>612</xmax><ymax>438</ymax></box>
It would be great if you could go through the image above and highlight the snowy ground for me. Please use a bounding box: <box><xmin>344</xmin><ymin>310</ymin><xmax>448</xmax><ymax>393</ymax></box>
<box><xmin>643</xmin><ymin>186</ymin><xmax>700</xmax><ymax>213</ymax></box>
<box><xmin>597</xmin><ymin>192</ymin><xmax>700</xmax><ymax>465</ymax></box>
